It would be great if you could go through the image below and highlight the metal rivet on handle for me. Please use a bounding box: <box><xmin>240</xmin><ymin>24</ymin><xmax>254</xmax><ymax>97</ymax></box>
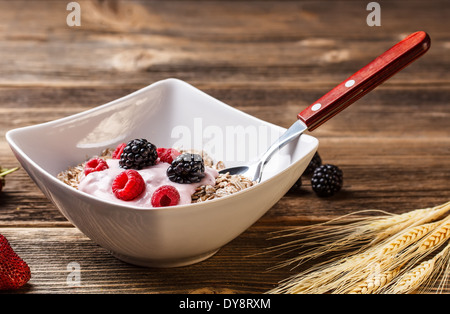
<box><xmin>345</xmin><ymin>79</ymin><xmax>355</xmax><ymax>87</ymax></box>
<box><xmin>311</xmin><ymin>103</ymin><xmax>321</xmax><ymax>111</ymax></box>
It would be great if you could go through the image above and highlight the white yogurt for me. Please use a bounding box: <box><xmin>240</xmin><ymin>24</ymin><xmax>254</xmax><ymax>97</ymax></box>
<box><xmin>78</xmin><ymin>159</ymin><xmax>218</xmax><ymax>208</ymax></box>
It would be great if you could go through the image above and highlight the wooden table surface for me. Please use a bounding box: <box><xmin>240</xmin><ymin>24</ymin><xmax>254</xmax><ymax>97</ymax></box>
<box><xmin>0</xmin><ymin>1</ymin><xmax>449</xmax><ymax>294</ymax></box>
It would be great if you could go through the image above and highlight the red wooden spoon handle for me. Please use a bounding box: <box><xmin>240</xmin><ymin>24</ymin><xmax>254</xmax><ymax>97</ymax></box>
<box><xmin>298</xmin><ymin>31</ymin><xmax>431</xmax><ymax>131</ymax></box>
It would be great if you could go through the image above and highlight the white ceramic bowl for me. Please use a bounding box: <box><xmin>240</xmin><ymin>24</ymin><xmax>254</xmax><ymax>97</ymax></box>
<box><xmin>6</xmin><ymin>79</ymin><xmax>318</xmax><ymax>267</ymax></box>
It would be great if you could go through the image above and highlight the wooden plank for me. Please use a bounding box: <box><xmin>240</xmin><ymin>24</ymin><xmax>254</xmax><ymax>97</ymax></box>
<box><xmin>0</xmin><ymin>223</ymin><xmax>448</xmax><ymax>294</ymax></box>
<box><xmin>0</xmin><ymin>0</ymin><xmax>448</xmax><ymax>295</ymax></box>
<box><xmin>0</xmin><ymin>86</ymin><xmax>449</xmax><ymax>136</ymax></box>
<box><xmin>0</xmin><ymin>227</ymin><xmax>301</xmax><ymax>294</ymax></box>
<box><xmin>0</xmin><ymin>1</ymin><xmax>448</xmax><ymax>87</ymax></box>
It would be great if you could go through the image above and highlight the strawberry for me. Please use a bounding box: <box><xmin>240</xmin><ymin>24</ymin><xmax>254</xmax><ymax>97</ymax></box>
<box><xmin>157</xmin><ymin>148</ymin><xmax>181</xmax><ymax>164</ymax></box>
<box><xmin>111</xmin><ymin>143</ymin><xmax>126</xmax><ymax>159</ymax></box>
<box><xmin>84</xmin><ymin>158</ymin><xmax>109</xmax><ymax>176</ymax></box>
<box><xmin>151</xmin><ymin>185</ymin><xmax>180</xmax><ymax>207</ymax></box>
<box><xmin>0</xmin><ymin>166</ymin><xmax>19</xmax><ymax>192</ymax></box>
<box><xmin>112</xmin><ymin>170</ymin><xmax>145</xmax><ymax>201</ymax></box>
<box><xmin>0</xmin><ymin>234</ymin><xmax>31</xmax><ymax>290</ymax></box>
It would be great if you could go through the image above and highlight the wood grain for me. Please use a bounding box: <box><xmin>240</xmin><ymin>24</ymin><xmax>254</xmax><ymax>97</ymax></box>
<box><xmin>0</xmin><ymin>0</ymin><xmax>449</xmax><ymax>294</ymax></box>
<box><xmin>0</xmin><ymin>227</ymin><xmax>294</xmax><ymax>294</ymax></box>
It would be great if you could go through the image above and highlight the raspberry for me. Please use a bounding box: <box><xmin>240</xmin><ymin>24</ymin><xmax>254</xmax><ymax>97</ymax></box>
<box><xmin>151</xmin><ymin>185</ymin><xmax>180</xmax><ymax>207</ymax></box>
<box><xmin>84</xmin><ymin>158</ymin><xmax>109</xmax><ymax>176</ymax></box>
<box><xmin>157</xmin><ymin>148</ymin><xmax>181</xmax><ymax>164</ymax></box>
<box><xmin>311</xmin><ymin>164</ymin><xmax>343</xmax><ymax>197</ymax></box>
<box><xmin>0</xmin><ymin>234</ymin><xmax>31</xmax><ymax>290</ymax></box>
<box><xmin>112</xmin><ymin>170</ymin><xmax>145</xmax><ymax>201</ymax></box>
<box><xmin>112</xmin><ymin>143</ymin><xmax>126</xmax><ymax>159</ymax></box>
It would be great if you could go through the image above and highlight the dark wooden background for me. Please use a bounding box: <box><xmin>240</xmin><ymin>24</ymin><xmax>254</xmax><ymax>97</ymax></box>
<box><xmin>0</xmin><ymin>0</ymin><xmax>449</xmax><ymax>294</ymax></box>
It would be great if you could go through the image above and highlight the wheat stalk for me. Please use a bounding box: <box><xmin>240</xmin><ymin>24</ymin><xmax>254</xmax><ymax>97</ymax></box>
<box><xmin>268</xmin><ymin>201</ymin><xmax>450</xmax><ymax>294</ymax></box>
<box><xmin>379</xmin><ymin>222</ymin><xmax>438</xmax><ymax>256</ymax></box>
<box><xmin>418</xmin><ymin>219</ymin><xmax>450</xmax><ymax>253</ymax></box>
<box><xmin>373</xmin><ymin>216</ymin><xmax>450</xmax><ymax>294</ymax></box>
<box><xmin>332</xmin><ymin>221</ymin><xmax>441</xmax><ymax>294</ymax></box>
<box><xmin>266</xmin><ymin>202</ymin><xmax>450</xmax><ymax>270</ymax></box>
<box><xmin>348</xmin><ymin>266</ymin><xmax>401</xmax><ymax>294</ymax></box>
<box><xmin>337</xmin><ymin>222</ymin><xmax>439</xmax><ymax>294</ymax></box>
<box><xmin>388</xmin><ymin>243</ymin><xmax>450</xmax><ymax>294</ymax></box>
<box><xmin>391</xmin><ymin>259</ymin><xmax>436</xmax><ymax>293</ymax></box>
<box><xmin>370</xmin><ymin>202</ymin><xmax>449</xmax><ymax>243</ymax></box>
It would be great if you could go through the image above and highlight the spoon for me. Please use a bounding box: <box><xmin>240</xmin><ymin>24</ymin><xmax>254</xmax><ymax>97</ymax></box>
<box><xmin>219</xmin><ymin>31</ymin><xmax>430</xmax><ymax>182</ymax></box>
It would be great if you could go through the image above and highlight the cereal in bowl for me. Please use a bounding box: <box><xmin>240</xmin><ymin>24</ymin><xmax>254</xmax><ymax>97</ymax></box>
<box><xmin>57</xmin><ymin>139</ymin><xmax>255</xmax><ymax>208</ymax></box>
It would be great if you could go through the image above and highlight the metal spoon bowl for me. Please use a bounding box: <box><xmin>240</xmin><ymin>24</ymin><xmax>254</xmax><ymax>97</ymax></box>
<box><xmin>219</xmin><ymin>120</ymin><xmax>307</xmax><ymax>182</ymax></box>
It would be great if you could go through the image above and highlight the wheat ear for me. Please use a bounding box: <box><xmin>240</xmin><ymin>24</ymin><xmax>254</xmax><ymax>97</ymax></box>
<box><xmin>267</xmin><ymin>202</ymin><xmax>450</xmax><ymax>270</ymax></box>
<box><xmin>371</xmin><ymin>201</ymin><xmax>450</xmax><ymax>244</ymax></box>
<box><xmin>379</xmin><ymin>222</ymin><xmax>438</xmax><ymax>256</ymax></box>
<box><xmin>334</xmin><ymin>221</ymin><xmax>439</xmax><ymax>294</ymax></box>
<box><xmin>348</xmin><ymin>266</ymin><xmax>401</xmax><ymax>294</ymax></box>
<box><xmin>388</xmin><ymin>243</ymin><xmax>450</xmax><ymax>294</ymax></box>
<box><xmin>418</xmin><ymin>218</ymin><xmax>450</xmax><ymax>253</ymax></box>
<box><xmin>268</xmin><ymin>202</ymin><xmax>450</xmax><ymax>294</ymax></box>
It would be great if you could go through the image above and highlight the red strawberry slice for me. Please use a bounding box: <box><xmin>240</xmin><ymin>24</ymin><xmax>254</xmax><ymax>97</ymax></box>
<box><xmin>112</xmin><ymin>170</ymin><xmax>145</xmax><ymax>201</ymax></box>
<box><xmin>157</xmin><ymin>148</ymin><xmax>181</xmax><ymax>164</ymax></box>
<box><xmin>84</xmin><ymin>158</ymin><xmax>109</xmax><ymax>176</ymax></box>
<box><xmin>151</xmin><ymin>185</ymin><xmax>180</xmax><ymax>207</ymax></box>
<box><xmin>0</xmin><ymin>234</ymin><xmax>31</xmax><ymax>290</ymax></box>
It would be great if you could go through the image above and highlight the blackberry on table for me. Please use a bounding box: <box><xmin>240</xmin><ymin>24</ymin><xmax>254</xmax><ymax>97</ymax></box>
<box><xmin>119</xmin><ymin>138</ymin><xmax>158</xmax><ymax>170</ymax></box>
<box><xmin>289</xmin><ymin>151</ymin><xmax>320</xmax><ymax>193</ymax></box>
<box><xmin>304</xmin><ymin>152</ymin><xmax>322</xmax><ymax>175</ymax></box>
<box><xmin>311</xmin><ymin>164</ymin><xmax>343</xmax><ymax>197</ymax></box>
<box><xmin>288</xmin><ymin>176</ymin><xmax>302</xmax><ymax>193</ymax></box>
<box><xmin>167</xmin><ymin>153</ymin><xmax>205</xmax><ymax>184</ymax></box>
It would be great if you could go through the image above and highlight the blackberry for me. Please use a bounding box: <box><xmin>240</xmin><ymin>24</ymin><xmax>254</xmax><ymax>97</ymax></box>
<box><xmin>167</xmin><ymin>153</ymin><xmax>205</xmax><ymax>184</ymax></box>
<box><xmin>304</xmin><ymin>152</ymin><xmax>322</xmax><ymax>175</ymax></box>
<box><xmin>119</xmin><ymin>138</ymin><xmax>158</xmax><ymax>170</ymax></box>
<box><xmin>289</xmin><ymin>176</ymin><xmax>302</xmax><ymax>193</ymax></box>
<box><xmin>311</xmin><ymin>164</ymin><xmax>343</xmax><ymax>197</ymax></box>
